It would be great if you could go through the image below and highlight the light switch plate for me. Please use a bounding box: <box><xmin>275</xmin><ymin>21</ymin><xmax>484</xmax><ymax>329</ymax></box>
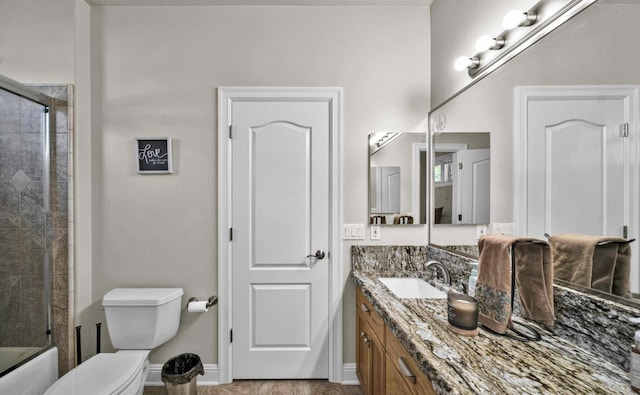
<box><xmin>342</xmin><ymin>224</ymin><xmax>365</xmax><ymax>240</ymax></box>
<box><xmin>371</xmin><ymin>225</ymin><xmax>381</xmax><ymax>240</ymax></box>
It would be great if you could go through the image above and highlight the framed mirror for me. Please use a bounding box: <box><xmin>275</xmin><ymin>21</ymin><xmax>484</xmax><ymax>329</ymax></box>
<box><xmin>431</xmin><ymin>132</ymin><xmax>490</xmax><ymax>225</ymax></box>
<box><xmin>428</xmin><ymin>0</ymin><xmax>640</xmax><ymax>304</ymax></box>
<box><xmin>368</xmin><ymin>132</ymin><xmax>427</xmax><ymax>225</ymax></box>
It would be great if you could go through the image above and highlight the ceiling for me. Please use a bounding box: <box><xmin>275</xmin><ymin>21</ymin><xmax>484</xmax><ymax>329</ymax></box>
<box><xmin>86</xmin><ymin>0</ymin><xmax>430</xmax><ymax>5</ymax></box>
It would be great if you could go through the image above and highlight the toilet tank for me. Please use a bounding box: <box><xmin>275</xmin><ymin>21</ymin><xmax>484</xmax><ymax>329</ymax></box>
<box><xmin>102</xmin><ymin>288</ymin><xmax>183</xmax><ymax>350</ymax></box>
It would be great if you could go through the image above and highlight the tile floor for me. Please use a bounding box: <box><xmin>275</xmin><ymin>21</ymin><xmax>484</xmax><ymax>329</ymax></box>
<box><xmin>144</xmin><ymin>380</ymin><xmax>363</xmax><ymax>394</ymax></box>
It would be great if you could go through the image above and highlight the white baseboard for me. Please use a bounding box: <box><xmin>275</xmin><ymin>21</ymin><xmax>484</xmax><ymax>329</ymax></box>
<box><xmin>145</xmin><ymin>363</ymin><xmax>219</xmax><ymax>386</ymax></box>
<box><xmin>146</xmin><ymin>363</ymin><xmax>358</xmax><ymax>387</ymax></box>
<box><xmin>341</xmin><ymin>363</ymin><xmax>360</xmax><ymax>385</ymax></box>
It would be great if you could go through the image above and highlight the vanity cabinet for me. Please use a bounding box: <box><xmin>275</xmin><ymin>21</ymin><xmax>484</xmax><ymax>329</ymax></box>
<box><xmin>356</xmin><ymin>286</ymin><xmax>386</xmax><ymax>394</ymax></box>
<box><xmin>356</xmin><ymin>286</ymin><xmax>436</xmax><ymax>395</ymax></box>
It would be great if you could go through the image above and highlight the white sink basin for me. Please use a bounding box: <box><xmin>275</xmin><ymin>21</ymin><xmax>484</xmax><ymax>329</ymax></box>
<box><xmin>379</xmin><ymin>277</ymin><xmax>447</xmax><ymax>299</ymax></box>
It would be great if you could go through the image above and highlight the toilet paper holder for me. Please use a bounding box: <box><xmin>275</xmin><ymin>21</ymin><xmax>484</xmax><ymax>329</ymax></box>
<box><xmin>188</xmin><ymin>295</ymin><xmax>218</xmax><ymax>308</ymax></box>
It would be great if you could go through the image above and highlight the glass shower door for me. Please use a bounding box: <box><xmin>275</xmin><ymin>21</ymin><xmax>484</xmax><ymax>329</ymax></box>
<box><xmin>0</xmin><ymin>83</ymin><xmax>52</xmax><ymax>375</ymax></box>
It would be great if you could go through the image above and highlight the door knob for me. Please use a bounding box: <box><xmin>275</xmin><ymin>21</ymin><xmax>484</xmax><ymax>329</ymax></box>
<box><xmin>306</xmin><ymin>250</ymin><xmax>326</xmax><ymax>259</ymax></box>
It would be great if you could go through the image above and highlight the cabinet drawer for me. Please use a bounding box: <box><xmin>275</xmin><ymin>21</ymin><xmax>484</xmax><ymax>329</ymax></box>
<box><xmin>385</xmin><ymin>329</ymin><xmax>437</xmax><ymax>395</ymax></box>
<box><xmin>356</xmin><ymin>287</ymin><xmax>386</xmax><ymax>344</ymax></box>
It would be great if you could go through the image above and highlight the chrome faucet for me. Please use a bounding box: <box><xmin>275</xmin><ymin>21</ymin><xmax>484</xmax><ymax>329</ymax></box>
<box><xmin>426</xmin><ymin>260</ymin><xmax>451</xmax><ymax>285</ymax></box>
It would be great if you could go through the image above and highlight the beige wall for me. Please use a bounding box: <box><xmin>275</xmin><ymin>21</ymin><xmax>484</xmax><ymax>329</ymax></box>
<box><xmin>1</xmin><ymin>1</ymin><xmax>431</xmax><ymax>371</ymax></box>
<box><xmin>0</xmin><ymin>0</ymin><xmax>76</xmax><ymax>83</ymax></box>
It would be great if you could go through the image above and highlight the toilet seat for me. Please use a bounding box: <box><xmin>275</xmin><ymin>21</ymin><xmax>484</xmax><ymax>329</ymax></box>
<box><xmin>45</xmin><ymin>351</ymin><xmax>147</xmax><ymax>395</ymax></box>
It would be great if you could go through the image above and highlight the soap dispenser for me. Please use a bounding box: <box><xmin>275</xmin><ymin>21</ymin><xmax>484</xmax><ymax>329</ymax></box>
<box><xmin>468</xmin><ymin>263</ymin><xmax>478</xmax><ymax>297</ymax></box>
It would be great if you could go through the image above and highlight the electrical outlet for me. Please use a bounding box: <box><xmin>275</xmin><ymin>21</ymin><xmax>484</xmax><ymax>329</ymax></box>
<box><xmin>476</xmin><ymin>225</ymin><xmax>487</xmax><ymax>240</ymax></box>
<box><xmin>371</xmin><ymin>225</ymin><xmax>381</xmax><ymax>240</ymax></box>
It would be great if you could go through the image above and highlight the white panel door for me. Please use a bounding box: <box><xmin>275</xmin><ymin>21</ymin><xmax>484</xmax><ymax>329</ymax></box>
<box><xmin>381</xmin><ymin>166</ymin><xmax>401</xmax><ymax>213</ymax></box>
<box><xmin>526</xmin><ymin>97</ymin><xmax>625</xmax><ymax>237</ymax></box>
<box><xmin>231</xmin><ymin>100</ymin><xmax>330</xmax><ymax>379</ymax></box>
<box><xmin>452</xmin><ymin>149</ymin><xmax>490</xmax><ymax>224</ymax></box>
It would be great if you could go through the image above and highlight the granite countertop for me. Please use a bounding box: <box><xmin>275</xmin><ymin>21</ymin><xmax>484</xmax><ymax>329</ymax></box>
<box><xmin>352</xmin><ymin>270</ymin><xmax>631</xmax><ymax>395</ymax></box>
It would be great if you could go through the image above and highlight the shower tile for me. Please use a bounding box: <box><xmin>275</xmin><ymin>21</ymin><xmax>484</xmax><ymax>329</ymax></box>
<box><xmin>55</xmin><ymin>133</ymin><xmax>69</xmax><ymax>155</ymax></box>
<box><xmin>0</xmin><ymin>133</ymin><xmax>20</xmax><ymax>181</ymax></box>
<box><xmin>19</xmin><ymin>228</ymin><xmax>46</xmax><ymax>276</ymax></box>
<box><xmin>52</xmin><ymin>228</ymin><xmax>68</xmax><ymax>276</ymax></box>
<box><xmin>53</xmin><ymin>321</ymin><xmax>71</xmax><ymax>375</ymax></box>
<box><xmin>21</xmin><ymin>276</ymin><xmax>45</xmax><ymax>326</ymax></box>
<box><xmin>0</xmin><ymin>183</ymin><xmax>20</xmax><ymax>228</ymax></box>
<box><xmin>0</xmin><ymin>90</ymin><xmax>20</xmax><ymax>133</ymax></box>
<box><xmin>20</xmin><ymin>182</ymin><xmax>46</xmax><ymax>233</ymax></box>
<box><xmin>53</xmin><ymin>107</ymin><xmax>68</xmax><ymax>135</ymax></box>
<box><xmin>0</xmin><ymin>228</ymin><xmax>20</xmax><ymax>275</ymax></box>
<box><xmin>50</xmin><ymin>182</ymin><xmax>68</xmax><ymax>228</ymax></box>
<box><xmin>20</xmin><ymin>133</ymin><xmax>44</xmax><ymax>182</ymax></box>
<box><xmin>0</xmin><ymin>275</ymin><xmax>21</xmax><ymax>322</ymax></box>
<box><xmin>0</xmin><ymin>323</ymin><xmax>22</xmax><ymax>347</ymax></box>
<box><xmin>20</xmin><ymin>100</ymin><xmax>45</xmax><ymax>134</ymax></box>
<box><xmin>52</xmin><ymin>152</ymin><xmax>68</xmax><ymax>182</ymax></box>
<box><xmin>10</xmin><ymin>169</ymin><xmax>31</xmax><ymax>192</ymax></box>
<box><xmin>32</xmin><ymin>85</ymin><xmax>67</xmax><ymax>101</ymax></box>
<box><xmin>53</xmin><ymin>276</ymin><xmax>68</xmax><ymax>322</ymax></box>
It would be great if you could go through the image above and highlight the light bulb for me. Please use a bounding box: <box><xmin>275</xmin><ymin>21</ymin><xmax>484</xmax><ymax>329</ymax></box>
<box><xmin>475</xmin><ymin>36</ymin><xmax>494</xmax><ymax>52</ymax></box>
<box><xmin>454</xmin><ymin>56</ymin><xmax>471</xmax><ymax>71</ymax></box>
<box><xmin>454</xmin><ymin>56</ymin><xmax>479</xmax><ymax>71</ymax></box>
<box><xmin>503</xmin><ymin>10</ymin><xmax>525</xmax><ymax>29</ymax></box>
<box><xmin>503</xmin><ymin>10</ymin><xmax>536</xmax><ymax>29</ymax></box>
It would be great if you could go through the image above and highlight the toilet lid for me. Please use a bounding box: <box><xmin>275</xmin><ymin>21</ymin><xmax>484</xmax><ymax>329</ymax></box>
<box><xmin>45</xmin><ymin>352</ymin><xmax>146</xmax><ymax>395</ymax></box>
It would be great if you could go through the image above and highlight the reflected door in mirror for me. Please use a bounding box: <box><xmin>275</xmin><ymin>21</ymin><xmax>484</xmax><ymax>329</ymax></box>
<box><xmin>370</xmin><ymin>166</ymin><xmax>401</xmax><ymax>214</ymax></box>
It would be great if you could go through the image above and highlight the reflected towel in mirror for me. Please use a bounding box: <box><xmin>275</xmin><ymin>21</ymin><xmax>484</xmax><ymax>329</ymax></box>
<box><xmin>549</xmin><ymin>234</ymin><xmax>633</xmax><ymax>298</ymax></box>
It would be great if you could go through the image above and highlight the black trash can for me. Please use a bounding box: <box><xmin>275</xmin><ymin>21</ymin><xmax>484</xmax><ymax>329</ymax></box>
<box><xmin>161</xmin><ymin>353</ymin><xmax>204</xmax><ymax>395</ymax></box>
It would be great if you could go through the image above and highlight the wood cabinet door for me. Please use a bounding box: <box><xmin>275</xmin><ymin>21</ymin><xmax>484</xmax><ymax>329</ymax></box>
<box><xmin>357</xmin><ymin>312</ymin><xmax>371</xmax><ymax>394</ymax></box>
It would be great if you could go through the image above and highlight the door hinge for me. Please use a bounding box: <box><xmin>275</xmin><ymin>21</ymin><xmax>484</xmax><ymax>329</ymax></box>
<box><xmin>229</xmin><ymin>228</ymin><xmax>233</xmax><ymax>241</ymax></box>
<box><xmin>230</xmin><ymin>329</ymin><xmax>233</xmax><ymax>343</ymax></box>
<box><xmin>229</xmin><ymin>125</ymin><xmax>233</xmax><ymax>139</ymax></box>
<box><xmin>458</xmin><ymin>162</ymin><xmax>463</xmax><ymax>170</ymax></box>
<box><xmin>623</xmin><ymin>123</ymin><xmax>629</xmax><ymax>137</ymax></box>
<box><xmin>458</xmin><ymin>214</ymin><xmax>462</xmax><ymax>221</ymax></box>
<box><xmin>624</xmin><ymin>225</ymin><xmax>628</xmax><ymax>239</ymax></box>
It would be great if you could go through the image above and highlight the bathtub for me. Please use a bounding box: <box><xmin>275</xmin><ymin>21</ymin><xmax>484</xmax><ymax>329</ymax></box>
<box><xmin>0</xmin><ymin>346</ymin><xmax>58</xmax><ymax>395</ymax></box>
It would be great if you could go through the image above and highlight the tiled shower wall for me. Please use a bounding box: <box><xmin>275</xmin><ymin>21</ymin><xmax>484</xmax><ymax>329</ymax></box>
<box><xmin>0</xmin><ymin>84</ymin><xmax>73</xmax><ymax>377</ymax></box>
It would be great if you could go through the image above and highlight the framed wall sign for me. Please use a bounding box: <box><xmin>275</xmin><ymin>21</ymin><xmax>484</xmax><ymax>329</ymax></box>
<box><xmin>136</xmin><ymin>137</ymin><xmax>173</xmax><ymax>174</ymax></box>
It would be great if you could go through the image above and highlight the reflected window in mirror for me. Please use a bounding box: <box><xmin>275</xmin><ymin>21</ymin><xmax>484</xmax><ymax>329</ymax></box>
<box><xmin>368</xmin><ymin>132</ymin><xmax>427</xmax><ymax>225</ymax></box>
<box><xmin>434</xmin><ymin>154</ymin><xmax>453</xmax><ymax>185</ymax></box>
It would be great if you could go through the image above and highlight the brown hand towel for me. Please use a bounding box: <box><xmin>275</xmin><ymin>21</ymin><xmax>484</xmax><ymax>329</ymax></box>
<box><xmin>477</xmin><ymin>235</ymin><xmax>555</xmax><ymax>334</ymax></box>
<box><xmin>513</xmin><ymin>241</ymin><xmax>555</xmax><ymax>327</ymax></box>
<box><xmin>476</xmin><ymin>234</ymin><xmax>517</xmax><ymax>334</ymax></box>
<box><xmin>549</xmin><ymin>234</ymin><xmax>631</xmax><ymax>297</ymax></box>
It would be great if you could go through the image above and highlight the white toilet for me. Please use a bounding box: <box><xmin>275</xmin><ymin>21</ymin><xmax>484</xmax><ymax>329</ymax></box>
<box><xmin>45</xmin><ymin>288</ymin><xmax>184</xmax><ymax>395</ymax></box>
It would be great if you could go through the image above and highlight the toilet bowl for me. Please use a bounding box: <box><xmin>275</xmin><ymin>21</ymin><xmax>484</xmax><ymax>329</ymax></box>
<box><xmin>45</xmin><ymin>288</ymin><xmax>183</xmax><ymax>395</ymax></box>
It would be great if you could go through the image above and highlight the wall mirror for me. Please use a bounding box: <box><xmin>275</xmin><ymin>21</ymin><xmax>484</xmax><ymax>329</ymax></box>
<box><xmin>428</xmin><ymin>0</ymin><xmax>640</xmax><ymax>304</ymax></box>
<box><xmin>369</xmin><ymin>132</ymin><xmax>427</xmax><ymax>225</ymax></box>
<box><xmin>431</xmin><ymin>132</ymin><xmax>490</xmax><ymax>226</ymax></box>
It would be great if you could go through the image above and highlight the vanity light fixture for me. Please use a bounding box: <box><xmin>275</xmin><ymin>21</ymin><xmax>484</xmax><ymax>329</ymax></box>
<box><xmin>475</xmin><ymin>35</ymin><xmax>506</xmax><ymax>52</ymax></box>
<box><xmin>454</xmin><ymin>56</ymin><xmax>480</xmax><ymax>71</ymax></box>
<box><xmin>503</xmin><ymin>10</ymin><xmax>537</xmax><ymax>30</ymax></box>
<box><xmin>374</xmin><ymin>132</ymin><xmax>400</xmax><ymax>149</ymax></box>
